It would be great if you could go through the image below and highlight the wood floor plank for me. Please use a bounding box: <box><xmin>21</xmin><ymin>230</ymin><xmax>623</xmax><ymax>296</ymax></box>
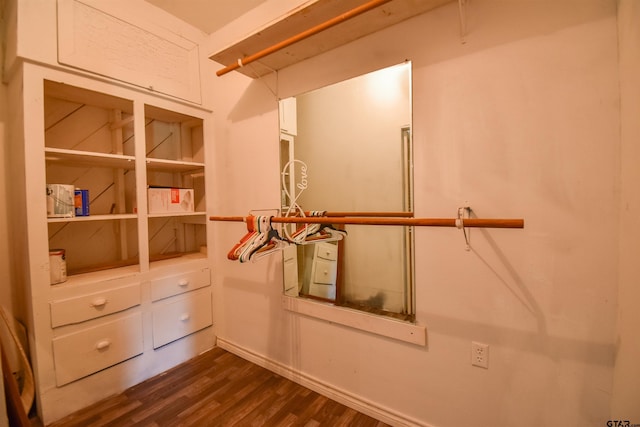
<box><xmin>266</xmin><ymin>389</ymin><xmax>325</xmax><ymax>425</ymax></box>
<box><xmin>311</xmin><ymin>397</ymin><xmax>348</xmax><ymax>425</ymax></box>
<box><xmin>192</xmin><ymin>374</ymin><xmax>281</xmax><ymax>426</ymax></box>
<box><xmin>243</xmin><ymin>381</ymin><xmax>302</xmax><ymax>426</ymax></box>
<box><xmin>45</xmin><ymin>347</ymin><xmax>391</xmax><ymax>427</ymax></box>
<box><xmin>184</xmin><ymin>375</ymin><xmax>272</xmax><ymax>425</ymax></box>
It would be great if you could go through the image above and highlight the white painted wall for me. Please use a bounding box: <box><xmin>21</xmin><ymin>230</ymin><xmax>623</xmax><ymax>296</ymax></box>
<box><xmin>210</xmin><ymin>1</ymin><xmax>626</xmax><ymax>425</ymax></box>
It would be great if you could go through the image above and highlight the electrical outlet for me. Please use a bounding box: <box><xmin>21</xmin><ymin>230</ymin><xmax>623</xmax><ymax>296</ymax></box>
<box><xmin>471</xmin><ymin>341</ymin><xmax>489</xmax><ymax>369</ymax></box>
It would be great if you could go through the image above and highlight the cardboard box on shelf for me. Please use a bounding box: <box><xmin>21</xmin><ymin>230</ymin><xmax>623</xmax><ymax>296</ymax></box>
<box><xmin>147</xmin><ymin>187</ymin><xmax>195</xmax><ymax>214</ymax></box>
<box><xmin>74</xmin><ymin>189</ymin><xmax>90</xmax><ymax>216</ymax></box>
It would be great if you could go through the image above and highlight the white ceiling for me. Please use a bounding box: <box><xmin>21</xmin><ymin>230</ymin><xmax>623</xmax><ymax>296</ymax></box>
<box><xmin>144</xmin><ymin>0</ymin><xmax>267</xmax><ymax>34</ymax></box>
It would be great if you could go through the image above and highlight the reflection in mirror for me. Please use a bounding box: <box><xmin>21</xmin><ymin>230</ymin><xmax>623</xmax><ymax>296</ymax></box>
<box><xmin>279</xmin><ymin>62</ymin><xmax>414</xmax><ymax>321</ymax></box>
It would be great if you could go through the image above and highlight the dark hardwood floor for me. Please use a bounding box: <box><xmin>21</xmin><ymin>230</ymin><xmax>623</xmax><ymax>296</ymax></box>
<box><xmin>40</xmin><ymin>347</ymin><xmax>390</xmax><ymax>427</ymax></box>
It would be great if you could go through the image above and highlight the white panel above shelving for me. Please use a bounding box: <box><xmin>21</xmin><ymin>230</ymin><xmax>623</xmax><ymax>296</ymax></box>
<box><xmin>57</xmin><ymin>0</ymin><xmax>202</xmax><ymax>103</ymax></box>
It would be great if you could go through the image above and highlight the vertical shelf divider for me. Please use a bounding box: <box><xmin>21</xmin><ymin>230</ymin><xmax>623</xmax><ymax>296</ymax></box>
<box><xmin>111</xmin><ymin>109</ymin><xmax>129</xmax><ymax>261</ymax></box>
<box><xmin>133</xmin><ymin>100</ymin><xmax>149</xmax><ymax>273</ymax></box>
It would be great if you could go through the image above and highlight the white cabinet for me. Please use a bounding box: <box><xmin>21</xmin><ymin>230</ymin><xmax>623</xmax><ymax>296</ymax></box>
<box><xmin>279</xmin><ymin>97</ymin><xmax>297</xmax><ymax>136</ymax></box>
<box><xmin>279</xmin><ymin>133</ymin><xmax>296</xmax><ymax>212</ymax></box>
<box><xmin>150</xmin><ymin>266</ymin><xmax>213</xmax><ymax>348</ymax></box>
<box><xmin>8</xmin><ymin>63</ymin><xmax>214</xmax><ymax>424</ymax></box>
<box><xmin>308</xmin><ymin>242</ymin><xmax>339</xmax><ymax>299</ymax></box>
<box><xmin>283</xmin><ymin>245</ymin><xmax>300</xmax><ymax>297</ymax></box>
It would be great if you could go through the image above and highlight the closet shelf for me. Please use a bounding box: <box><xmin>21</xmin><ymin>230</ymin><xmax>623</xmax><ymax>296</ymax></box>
<box><xmin>47</xmin><ymin>214</ymin><xmax>137</xmax><ymax>223</ymax></box>
<box><xmin>145</xmin><ymin>158</ymin><xmax>205</xmax><ymax>173</ymax></box>
<box><xmin>148</xmin><ymin>212</ymin><xmax>206</xmax><ymax>222</ymax></box>
<box><xmin>45</xmin><ymin>148</ymin><xmax>135</xmax><ymax>169</ymax></box>
<box><xmin>51</xmin><ymin>264</ymin><xmax>140</xmax><ymax>289</ymax></box>
<box><xmin>209</xmin><ymin>0</ymin><xmax>454</xmax><ymax>78</ymax></box>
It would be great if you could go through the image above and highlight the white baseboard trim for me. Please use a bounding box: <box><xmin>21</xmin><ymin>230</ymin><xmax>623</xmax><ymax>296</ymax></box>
<box><xmin>216</xmin><ymin>337</ymin><xmax>432</xmax><ymax>427</ymax></box>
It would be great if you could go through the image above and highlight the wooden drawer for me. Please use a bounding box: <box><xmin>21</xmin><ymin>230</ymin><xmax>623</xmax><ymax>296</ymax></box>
<box><xmin>50</xmin><ymin>282</ymin><xmax>141</xmax><ymax>328</ymax></box>
<box><xmin>52</xmin><ymin>313</ymin><xmax>143</xmax><ymax>386</ymax></box>
<box><xmin>152</xmin><ymin>288</ymin><xmax>212</xmax><ymax>349</ymax></box>
<box><xmin>150</xmin><ymin>267</ymin><xmax>210</xmax><ymax>302</ymax></box>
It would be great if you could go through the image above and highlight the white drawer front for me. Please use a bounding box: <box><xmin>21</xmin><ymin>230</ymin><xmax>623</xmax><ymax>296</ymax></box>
<box><xmin>50</xmin><ymin>283</ymin><xmax>141</xmax><ymax>328</ymax></box>
<box><xmin>150</xmin><ymin>267</ymin><xmax>210</xmax><ymax>302</ymax></box>
<box><xmin>313</xmin><ymin>259</ymin><xmax>337</xmax><ymax>285</ymax></box>
<box><xmin>52</xmin><ymin>313</ymin><xmax>143</xmax><ymax>386</ymax></box>
<box><xmin>315</xmin><ymin>242</ymin><xmax>338</xmax><ymax>261</ymax></box>
<box><xmin>152</xmin><ymin>288</ymin><xmax>212</xmax><ymax>349</ymax></box>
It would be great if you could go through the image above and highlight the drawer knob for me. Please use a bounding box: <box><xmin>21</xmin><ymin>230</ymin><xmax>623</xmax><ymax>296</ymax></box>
<box><xmin>178</xmin><ymin>280</ymin><xmax>189</xmax><ymax>287</ymax></box>
<box><xmin>91</xmin><ymin>298</ymin><xmax>108</xmax><ymax>308</ymax></box>
<box><xmin>180</xmin><ymin>313</ymin><xmax>191</xmax><ymax>322</ymax></box>
<box><xmin>95</xmin><ymin>340</ymin><xmax>111</xmax><ymax>350</ymax></box>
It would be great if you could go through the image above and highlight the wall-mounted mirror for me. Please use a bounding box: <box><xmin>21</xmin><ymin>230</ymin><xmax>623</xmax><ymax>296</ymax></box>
<box><xmin>279</xmin><ymin>62</ymin><xmax>414</xmax><ymax>321</ymax></box>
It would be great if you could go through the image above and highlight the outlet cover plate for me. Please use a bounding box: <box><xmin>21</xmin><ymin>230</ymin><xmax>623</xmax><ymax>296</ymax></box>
<box><xmin>471</xmin><ymin>341</ymin><xmax>489</xmax><ymax>369</ymax></box>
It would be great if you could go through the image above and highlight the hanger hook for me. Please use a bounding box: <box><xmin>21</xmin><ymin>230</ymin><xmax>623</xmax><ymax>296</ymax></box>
<box><xmin>456</xmin><ymin>206</ymin><xmax>471</xmax><ymax>251</ymax></box>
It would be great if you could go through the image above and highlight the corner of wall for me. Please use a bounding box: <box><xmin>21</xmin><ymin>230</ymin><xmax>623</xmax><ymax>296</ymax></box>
<box><xmin>0</xmin><ymin>0</ymin><xmax>12</xmax><ymax>313</ymax></box>
<box><xmin>611</xmin><ymin>0</ymin><xmax>640</xmax><ymax>421</ymax></box>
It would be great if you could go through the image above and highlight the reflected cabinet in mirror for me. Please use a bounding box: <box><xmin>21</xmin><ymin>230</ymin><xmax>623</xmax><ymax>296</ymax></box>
<box><xmin>279</xmin><ymin>62</ymin><xmax>415</xmax><ymax>321</ymax></box>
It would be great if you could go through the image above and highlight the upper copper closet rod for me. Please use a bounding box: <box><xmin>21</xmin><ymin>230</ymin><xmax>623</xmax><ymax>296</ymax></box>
<box><xmin>216</xmin><ymin>0</ymin><xmax>393</xmax><ymax>77</ymax></box>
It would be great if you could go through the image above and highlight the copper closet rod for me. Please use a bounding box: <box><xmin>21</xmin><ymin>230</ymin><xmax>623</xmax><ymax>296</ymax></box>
<box><xmin>310</xmin><ymin>211</ymin><xmax>413</xmax><ymax>217</ymax></box>
<box><xmin>210</xmin><ymin>215</ymin><xmax>525</xmax><ymax>229</ymax></box>
<box><xmin>213</xmin><ymin>211</ymin><xmax>413</xmax><ymax>222</ymax></box>
<box><xmin>216</xmin><ymin>0</ymin><xmax>393</xmax><ymax>77</ymax></box>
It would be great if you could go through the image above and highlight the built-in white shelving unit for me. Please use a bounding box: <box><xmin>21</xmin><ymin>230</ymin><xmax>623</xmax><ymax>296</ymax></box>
<box><xmin>9</xmin><ymin>64</ymin><xmax>214</xmax><ymax>425</ymax></box>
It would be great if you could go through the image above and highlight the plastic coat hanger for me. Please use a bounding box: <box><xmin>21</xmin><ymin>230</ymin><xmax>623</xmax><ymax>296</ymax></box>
<box><xmin>249</xmin><ymin>226</ymin><xmax>291</xmax><ymax>262</ymax></box>
<box><xmin>286</xmin><ymin>211</ymin><xmax>345</xmax><ymax>245</ymax></box>
<box><xmin>227</xmin><ymin>215</ymin><xmax>272</xmax><ymax>262</ymax></box>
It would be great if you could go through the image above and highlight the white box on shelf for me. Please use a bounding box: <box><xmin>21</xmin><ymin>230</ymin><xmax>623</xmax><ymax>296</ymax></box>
<box><xmin>46</xmin><ymin>184</ymin><xmax>75</xmax><ymax>218</ymax></box>
<box><xmin>147</xmin><ymin>187</ymin><xmax>195</xmax><ymax>214</ymax></box>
